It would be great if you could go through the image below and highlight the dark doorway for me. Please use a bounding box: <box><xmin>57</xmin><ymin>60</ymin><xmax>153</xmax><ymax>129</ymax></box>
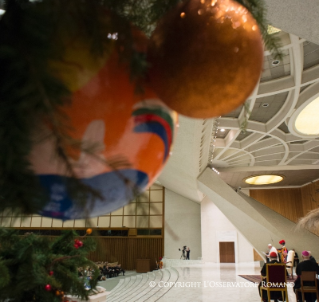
<box><xmin>219</xmin><ymin>242</ymin><xmax>235</xmax><ymax>263</ymax></box>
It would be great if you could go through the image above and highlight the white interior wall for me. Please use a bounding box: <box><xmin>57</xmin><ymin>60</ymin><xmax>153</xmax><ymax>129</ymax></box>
<box><xmin>164</xmin><ymin>189</ymin><xmax>202</xmax><ymax>260</ymax></box>
<box><xmin>201</xmin><ymin>196</ymin><xmax>254</xmax><ymax>263</ymax></box>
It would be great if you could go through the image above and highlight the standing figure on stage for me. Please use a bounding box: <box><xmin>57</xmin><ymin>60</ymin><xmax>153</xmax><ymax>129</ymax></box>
<box><xmin>278</xmin><ymin>240</ymin><xmax>288</xmax><ymax>263</ymax></box>
<box><xmin>179</xmin><ymin>246</ymin><xmax>187</xmax><ymax>259</ymax></box>
<box><xmin>186</xmin><ymin>247</ymin><xmax>190</xmax><ymax>260</ymax></box>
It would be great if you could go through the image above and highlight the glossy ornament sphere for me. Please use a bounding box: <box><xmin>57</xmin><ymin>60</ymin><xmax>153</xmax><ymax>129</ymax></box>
<box><xmin>86</xmin><ymin>228</ymin><xmax>92</xmax><ymax>235</ymax></box>
<box><xmin>147</xmin><ymin>0</ymin><xmax>263</xmax><ymax>118</ymax></box>
<box><xmin>29</xmin><ymin>15</ymin><xmax>177</xmax><ymax>220</ymax></box>
<box><xmin>45</xmin><ymin>284</ymin><xmax>52</xmax><ymax>292</ymax></box>
<box><xmin>49</xmin><ymin>271</ymin><xmax>54</xmax><ymax>276</ymax></box>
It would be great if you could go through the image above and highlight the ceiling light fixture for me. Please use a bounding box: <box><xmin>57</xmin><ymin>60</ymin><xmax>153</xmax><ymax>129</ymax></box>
<box><xmin>272</xmin><ymin>60</ymin><xmax>280</xmax><ymax>66</ymax></box>
<box><xmin>211</xmin><ymin>167</ymin><xmax>220</xmax><ymax>175</ymax></box>
<box><xmin>244</xmin><ymin>174</ymin><xmax>284</xmax><ymax>185</ymax></box>
<box><xmin>220</xmin><ymin>128</ymin><xmax>225</xmax><ymax>132</ymax></box>
<box><xmin>294</xmin><ymin>96</ymin><xmax>319</xmax><ymax>135</ymax></box>
<box><xmin>262</xmin><ymin>103</ymin><xmax>269</xmax><ymax>108</ymax></box>
<box><xmin>267</xmin><ymin>25</ymin><xmax>281</xmax><ymax>35</ymax></box>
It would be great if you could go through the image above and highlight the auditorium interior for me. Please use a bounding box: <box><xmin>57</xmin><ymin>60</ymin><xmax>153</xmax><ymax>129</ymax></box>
<box><xmin>2</xmin><ymin>1</ymin><xmax>319</xmax><ymax>301</ymax></box>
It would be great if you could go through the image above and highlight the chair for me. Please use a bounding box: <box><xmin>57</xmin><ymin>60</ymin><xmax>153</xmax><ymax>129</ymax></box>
<box><xmin>295</xmin><ymin>271</ymin><xmax>319</xmax><ymax>302</ymax></box>
<box><xmin>260</xmin><ymin>263</ymin><xmax>289</xmax><ymax>302</ymax></box>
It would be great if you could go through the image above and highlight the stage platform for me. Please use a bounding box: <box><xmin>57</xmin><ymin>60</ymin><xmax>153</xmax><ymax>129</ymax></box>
<box><xmin>106</xmin><ymin>261</ymin><xmax>297</xmax><ymax>302</ymax></box>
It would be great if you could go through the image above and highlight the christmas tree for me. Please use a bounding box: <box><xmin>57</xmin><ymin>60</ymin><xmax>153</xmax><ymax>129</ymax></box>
<box><xmin>0</xmin><ymin>228</ymin><xmax>98</xmax><ymax>302</ymax></box>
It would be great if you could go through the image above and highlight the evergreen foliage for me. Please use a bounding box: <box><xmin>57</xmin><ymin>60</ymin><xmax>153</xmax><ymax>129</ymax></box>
<box><xmin>0</xmin><ymin>0</ymin><xmax>282</xmax><ymax>216</ymax></box>
<box><xmin>0</xmin><ymin>228</ymin><xmax>98</xmax><ymax>302</ymax></box>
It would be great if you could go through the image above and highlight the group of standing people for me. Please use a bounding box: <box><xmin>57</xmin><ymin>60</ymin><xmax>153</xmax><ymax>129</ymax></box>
<box><xmin>259</xmin><ymin>239</ymin><xmax>318</xmax><ymax>302</ymax></box>
<box><xmin>180</xmin><ymin>246</ymin><xmax>191</xmax><ymax>260</ymax></box>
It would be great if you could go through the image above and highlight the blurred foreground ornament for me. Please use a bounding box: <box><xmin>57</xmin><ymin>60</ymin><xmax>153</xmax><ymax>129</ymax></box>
<box><xmin>26</xmin><ymin>11</ymin><xmax>177</xmax><ymax>220</ymax></box>
<box><xmin>45</xmin><ymin>284</ymin><xmax>52</xmax><ymax>292</ymax></box>
<box><xmin>147</xmin><ymin>0</ymin><xmax>263</xmax><ymax>118</ymax></box>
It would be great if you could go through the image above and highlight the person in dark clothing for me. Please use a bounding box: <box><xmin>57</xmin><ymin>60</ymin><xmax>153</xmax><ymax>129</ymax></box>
<box><xmin>116</xmin><ymin>264</ymin><xmax>125</xmax><ymax>276</ymax></box>
<box><xmin>308</xmin><ymin>251</ymin><xmax>317</xmax><ymax>264</ymax></box>
<box><xmin>114</xmin><ymin>264</ymin><xmax>125</xmax><ymax>276</ymax></box>
<box><xmin>186</xmin><ymin>247</ymin><xmax>190</xmax><ymax>260</ymax></box>
<box><xmin>293</xmin><ymin>249</ymin><xmax>299</xmax><ymax>268</ymax></box>
<box><xmin>102</xmin><ymin>265</ymin><xmax>114</xmax><ymax>278</ymax></box>
<box><xmin>258</xmin><ymin>252</ymin><xmax>284</xmax><ymax>302</ymax></box>
<box><xmin>294</xmin><ymin>250</ymin><xmax>319</xmax><ymax>302</ymax></box>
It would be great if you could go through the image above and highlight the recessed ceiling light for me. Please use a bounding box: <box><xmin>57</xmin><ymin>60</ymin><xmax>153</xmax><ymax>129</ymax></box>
<box><xmin>267</xmin><ymin>25</ymin><xmax>281</xmax><ymax>35</ymax></box>
<box><xmin>245</xmin><ymin>175</ymin><xmax>284</xmax><ymax>185</ymax></box>
<box><xmin>272</xmin><ymin>60</ymin><xmax>280</xmax><ymax>66</ymax></box>
<box><xmin>262</xmin><ymin>103</ymin><xmax>269</xmax><ymax>108</ymax></box>
<box><xmin>0</xmin><ymin>9</ymin><xmax>5</xmax><ymax>16</ymax></box>
<box><xmin>295</xmin><ymin>96</ymin><xmax>319</xmax><ymax>135</ymax></box>
<box><xmin>220</xmin><ymin>129</ymin><xmax>225</xmax><ymax>132</ymax></box>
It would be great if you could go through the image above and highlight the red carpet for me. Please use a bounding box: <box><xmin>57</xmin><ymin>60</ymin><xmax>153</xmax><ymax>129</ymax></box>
<box><xmin>239</xmin><ymin>275</ymin><xmax>297</xmax><ymax>283</ymax></box>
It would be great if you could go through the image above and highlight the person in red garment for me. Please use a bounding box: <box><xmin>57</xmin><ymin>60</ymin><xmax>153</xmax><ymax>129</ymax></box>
<box><xmin>278</xmin><ymin>240</ymin><xmax>288</xmax><ymax>263</ymax></box>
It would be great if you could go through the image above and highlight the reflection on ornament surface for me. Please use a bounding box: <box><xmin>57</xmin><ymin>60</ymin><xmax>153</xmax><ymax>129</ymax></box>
<box><xmin>148</xmin><ymin>0</ymin><xmax>263</xmax><ymax>118</ymax></box>
<box><xmin>30</xmin><ymin>23</ymin><xmax>177</xmax><ymax>220</ymax></box>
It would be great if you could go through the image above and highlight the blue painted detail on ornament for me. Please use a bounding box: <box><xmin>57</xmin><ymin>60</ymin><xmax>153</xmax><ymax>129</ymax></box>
<box><xmin>38</xmin><ymin>169</ymin><xmax>149</xmax><ymax>220</ymax></box>
<box><xmin>133</xmin><ymin>121</ymin><xmax>169</xmax><ymax>161</ymax></box>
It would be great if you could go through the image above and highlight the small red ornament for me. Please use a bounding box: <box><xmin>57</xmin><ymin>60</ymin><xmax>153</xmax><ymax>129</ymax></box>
<box><xmin>77</xmin><ymin>241</ymin><xmax>83</xmax><ymax>247</ymax></box>
<box><xmin>74</xmin><ymin>239</ymin><xmax>80</xmax><ymax>244</ymax></box>
<box><xmin>74</xmin><ymin>243</ymin><xmax>79</xmax><ymax>249</ymax></box>
<box><xmin>45</xmin><ymin>284</ymin><xmax>52</xmax><ymax>291</ymax></box>
<box><xmin>49</xmin><ymin>271</ymin><xmax>54</xmax><ymax>276</ymax></box>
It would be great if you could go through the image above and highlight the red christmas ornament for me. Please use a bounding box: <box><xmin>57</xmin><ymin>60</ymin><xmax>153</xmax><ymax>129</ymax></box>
<box><xmin>77</xmin><ymin>241</ymin><xmax>83</xmax><ymax>247</ymax></box>
<box><xmin>45</xmin><ymin>284</ymin><xmax>52</xmax><ymax>291</ymax></box>
<box><xmin>49</xmin><ymin>271</ymin><xmax>54</xmax><ymax>276</ymax></box>
<box><xmin>74</xmin><ymin>243</ymin><xmax>79</xmax><ymax>249</ymax></box>
<box><xmin>148</xmin><ymin>0</ymin><xmax>263</xmax><ymax>118</ymax></box>
<box><xmin>74</xmin><ymin>239</ymin><xmax>80</xmax><ymax>244</ymax></box>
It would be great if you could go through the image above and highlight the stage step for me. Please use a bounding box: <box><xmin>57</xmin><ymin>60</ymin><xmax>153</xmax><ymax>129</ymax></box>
<box><xmin>107</xmin><ymin>268</ymin><xmax>180</xmax><ymax>302</ymax></box>
<box><xmin>163</xmin><ymin>259</ymin><xmax>204</xmax><ymax>268</ymax></box>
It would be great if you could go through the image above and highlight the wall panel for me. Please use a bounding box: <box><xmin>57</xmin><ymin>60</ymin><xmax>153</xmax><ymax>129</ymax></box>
<box><xmin>300</xmin><ymin>180</ymin><xmax>319</xmax><ymax>215</ymax></box>
<box><xmin>88</xmin><ymin>237</ymin><xmax>163</xmax><ymax>270</ymax></box>
<box><xmin>0</xmin><ymin>185</ymin><xmax>165</xmax><ymax>272</ymax></box>
<box><xmin>0</xmin><ymin>184</ymin><xmax>164</xmax><ymax>229</ymax></box>
<box><xmin>250</xmin><ymin>181</ymin><xmax>319</xmax><ymax>236</ymax></box>
<box><xmin>250</xmin><ymin>188</ymin><xmax>303</xmax><ymax>223</ymax></box>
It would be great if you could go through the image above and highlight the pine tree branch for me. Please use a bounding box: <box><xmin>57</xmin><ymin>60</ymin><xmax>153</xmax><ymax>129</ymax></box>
<box><xmin>50</xmin><ymin>255</ymin><xmax>81</xmax><ymax>266</ymax></box>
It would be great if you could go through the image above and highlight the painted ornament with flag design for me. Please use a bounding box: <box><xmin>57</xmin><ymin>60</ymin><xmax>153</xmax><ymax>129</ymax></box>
<box><xmin>29</xmin><ymin>12</ymin><xmax>177</xmax><ymax>220</ymax></box>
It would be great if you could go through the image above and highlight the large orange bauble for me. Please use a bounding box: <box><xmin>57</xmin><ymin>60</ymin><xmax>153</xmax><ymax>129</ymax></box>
<box><xmin>147</xmin><ymin>0</ymin><xmax>264</xmax><ymax>118</ymax></box>
<box><xmin>29</xmin><ymin>16</ymin><xmax>177</xmax><ymax>220</ymax></box>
